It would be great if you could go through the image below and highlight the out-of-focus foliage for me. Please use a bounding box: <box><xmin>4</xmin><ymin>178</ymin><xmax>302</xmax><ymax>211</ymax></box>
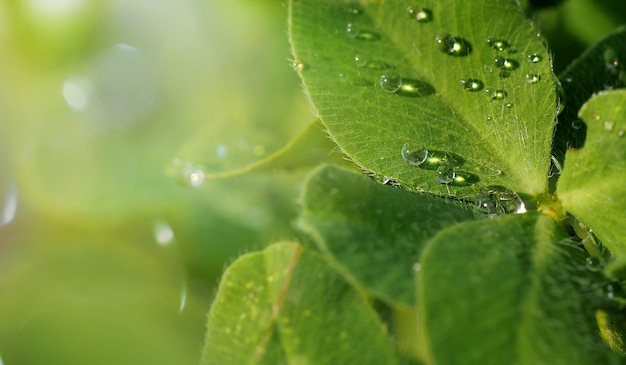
<box><xmin>0</xmin><ymin>0</ymin><xmax>313</xmax><ymax>363</ymax></box>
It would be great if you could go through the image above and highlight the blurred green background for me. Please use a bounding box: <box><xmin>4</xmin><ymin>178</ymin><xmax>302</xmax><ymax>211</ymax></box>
<box><xmin>0</xmin><ymin>0</ymin><xmax>623</xmax><ymax>364</ymax></box>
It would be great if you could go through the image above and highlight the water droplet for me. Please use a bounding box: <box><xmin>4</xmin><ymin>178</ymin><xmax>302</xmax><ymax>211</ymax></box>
<box><xmin>604</xmin><ymin>120</ymin><xmax>615</xmax><ymax>131</ymax></box>
<box><xmin>605</xmin><ymin>284</ymin><xmax>615</xmax><ymax>300</ymax></box>
<box><xmin>294</xmin><ymin>60</ymin><xmax>304</xmax><ymax>72</ymax></box>
<box><xmin>412</xmin><ymin>262</ymin><xmax>422</xmax><ymax>272</ymax></box>
<box><xmin>571</xmin><ymin>119</ymin><xmax>584</xmax><ymax>130</ymax></box>
<box><xmin>63</xmin><ymin>77</ymin><xmax>91</xmax><ymax>110</ymax></box>
<box><xmin>475</xmin><ymin>185</ymin><xmax>526</xmax><ymax>217</ymax></box>
<box><xmin>1</xmin><ymin>186</ymin><xmax>18</xmax><ymax>227</ymax></box>
<box><xmin>527</xmin><ymin>53</ymin><xmax>542</xmax><ymax>63</ymax></box>
<box><xmin>460</xmin><ymin>78</ymin><xmax>483</xmax><ymax>92</ymax></box>
<box><xmin>437</xmin><ymin>166</ymin><xmax>456</xmax><ymax>184</ymax></box>
<box><xmin>401</xmin><ymin>142</ymin><xmax>428</xmax><ymax>166</ymax></box>
<box><xmin>346</xmin><ymin>23</ymin><xmax>379</xmax><ymax>41</ymax></box>
<box><xmin>585</xmin><ymin>256</ymin><xmax>602</xmax><ymax>272</ymax></box>
<box><xmin>345</xmin><ymin>3</ymin><xmax>364</xmax><ymax>15</ymax></box>
<box><xmin>449</xmin><ymin>170</ymin><xmax>479</xmax><ymax>186</ymax></box>
<box><xmin>354</xmin><ymin>54</ymin><xmax>367</xmax><ymax>67</ymax></box>
<box><xmin>525</xmin><ymin>73</ymin><xmax>540</xmax><ymax>83</ymax></box>
<box><xmin>604</xmin><ymin>48</ymin><xmax>620</xmax><ymax>72</ymax></box>
<box><xmin>407</xmin><ymin>6</ymin><xmax>433</xmax><ymax>22</ymax></box>
<box><xmin>556</xmin><ymin>82</ymin><xmax>565</xmax><ymax>115</ymax></box>
<box><xmin>172</xmin><ymin>159</ymin><xmax>206</xmax><ymax>187</ymax></box>
<box><xmin>396</xmin><ymin>78</ymin><xmax>436</xmax><ymax>97</ymax></box>
<box><xmin>436</xmin><ymin>33</ymin><xmax>472</xmax><ymax>56</ymax></box>
<box><xmin>153</xmin><ymin>220</ymin><xmax>175</xmax><ymax>246</ymax></box>
<box><xmin>485</xmin><ymin>88</ymin><xmax>507</xmax><ymax>100</ymax></box>
<box><xmin>486</xmin><ymin>36</ymin><xmax>509</xmax><ymax>51</ymax></box>
<box><xmin>564</xmin><ymin>75</ymin><xmax>573</xmax><ymax>83</ymax></box>
<box><xmin>494</xmin><ymin>55</ymin><xmax>518</xmax><ymax>70</ymax></box>
<box><xmin>365</xmin><ymin>60</ymin><xmax>394</xmax><ymax>70</ymax></box>
<box><xmin>504</xmin><ymin>102</ymin><xmax>512</xmax><ymax>108</ymax></box>
<box><xmin>618</xmin><ymin>129</ymin><xmax>625</xmax><ymax>137</ymax></box>
<box><xmin>380</xmin><ymin>71</ymin><xmax>402</xmax><ymax>93</ymax></box>
<box><xmin>339</xmin><ymin>72</ymin><xmax>349</xmax><ymax>81</ymax></box>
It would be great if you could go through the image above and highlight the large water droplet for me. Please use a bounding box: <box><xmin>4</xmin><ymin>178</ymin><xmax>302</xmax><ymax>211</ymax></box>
<box><xmin>396</xmin><ymin>78</ymin><xmax>436</xmax><ymax>97</ymax></box>
<box><xmin>494</xmin><ymin>55</ymin><xmax>518</xmax><ymax>70</ymax></box>
<box><xmin>527</xmin><ymin>53</ymin><xmax>542</xmax><ymax>63</ymax></box>
<box><xmin>525</xmin><ymin>73</ymin><xmax>541</xmax><ymax>83</ymax></box>
<box><xmin>346</xmin><ymin>23</ymin><xmax>379</xmax><ymax>41</ymax></box>
<box><xmin>401</xmin><ymin>142</ymin><xmax>428</xmax><ymax>166</ymax></box>
<box><xmin>486</xmin><ymin>36</ymin><xmax>509</xmax><ymax>51</ymax></box>
<box><xmin>436</xmin><ymin>34</ymin><xmax>472</xmax><ymax>56</ymax></box>
<box><xmin>475</xmin><ymin>185</ymin><xmax>526</xmax><ymax>217</ymax></box>
<box><xmin>403</xmin><ymin>144</ymin><xmax>462</xmax><ymax>170</ymax></box>
<box><xmin>436</xmin><ymin>166</ymin><xmax>456</xmax><ymax>184</ymax></box>
<box><xmin>380</xmin><ymin>71</ymin><xmax>402</xmax><ymax>93</ymax></box>
<box><xmin>407</xmin><ymin>6</ymin><xmax>433</xmax><ymax>22</ymax></box>
<box><xmin>460</xmin><ymin>78</ymin><xmax>483</xmax><ymax>92</ymax></box>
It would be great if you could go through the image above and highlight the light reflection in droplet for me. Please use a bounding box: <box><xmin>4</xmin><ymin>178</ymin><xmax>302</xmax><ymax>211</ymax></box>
<box><xmin>179</xmin><ymin>278</ymin><xmax>188</xmax><ymax>314</ymax></box>
<box><xmin>153</xmin><ymin>220</ymin><xmax>174</xmax><ymax>246</ymax></box>
<box><xmin>1</xmin><ymin>186</ymin><xmax>18</xmax><ymax>227</ymax></box>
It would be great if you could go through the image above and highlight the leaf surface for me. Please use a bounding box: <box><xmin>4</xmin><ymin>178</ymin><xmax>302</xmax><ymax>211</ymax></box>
<box><xmin>289</xmin><ymin>0</ymin><xmax>557</xmax><ymax>197</ymax></box>
<box><xmin>558</xmin><ymin>89</ymin><xmax>626</xmax><ymax>256</ymax></box>
<box><xmin>298</xmin><ymin>164</ymin><xmax>479</xmax><ymax>307</ymax></box>
<box><xmin>201</xmin><ymin>241</ymin><xmax>398</xmax><ymax>365</ymax></box>
<box><xmin>418</xmin><ymin>213</ymin><xmax>618</xmax><ymax>364</ymax></box>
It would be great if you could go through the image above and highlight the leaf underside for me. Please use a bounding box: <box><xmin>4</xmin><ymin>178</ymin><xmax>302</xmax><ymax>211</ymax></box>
<box><xmin>289</xmin><ymin>0</ymin><xmax>557</xmax><ymax>197</ymax></box>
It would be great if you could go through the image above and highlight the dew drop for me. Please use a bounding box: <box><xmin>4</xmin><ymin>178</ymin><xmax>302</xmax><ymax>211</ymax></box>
<box><xmin>407</xmin><ymin>6</ymin><xmax>433</xmax><ymax>23</ymax></box>
<box><xmin>603</xmin><ymin>48</ymin><xmax>620</xmax><ymax>72</ymax></box>
<box><xmin>396</xmin><ymin>78</ymin><xmax>435</xmax><ymax>97</ymax></box>
<box><xmin>494</xmin><ymin>55</ymin><xmax>518</xmax><ymax>70</ymax></box>
<box><xmin>346</xmin><ymin>23</ymin><xmax>379</xmax><ymax>41</ymax></box>
<box><xmin>485</xmin><ymin>88</ymin><xmax>507</xmax><ymax>100</ymax></box>
<box><xmin>504</xmin><ymin>102</ymin><xmax>512</xmax><ymax>108</ymax></box>
<box><xmin>571</xmin><ymin>119</ymin><xmax>584</xmax><ymax>130</ymax></box>
<box><xmin>401</xmin><ymin>142</ymin><xmax>429</xmax><ymax>166</ymax></box>
<box><xmin>486</xmin><ymin>36</ymin><xmax>509</xmax><ymax>51</ymax></box>
<box><xmin>525</xmin><ymin>73</ymin><xmax>540</xmax><ymax>83</ymax></box>
<box><xmin>380</xmin><ymin>71</ymin><xmax>402</xmax><ymax>93</ymax></box>
<box><xmin>436</xmin><ymin>33</ymin><xmax>472</xmax><ymax>56</ymax></box>
<box><xmin>556</xmin><ymin>82</ymin><xmax>566</xmax><ymax>115</ymax></box>
<box><xmin>449</xmin><ymin>170</ymin><xmax>479</xmax><ymax>186</ymax></box>
<box><xmin>604</xmin><ymin>120</ymin><xmax>615</xmax><ymax>131</ymax></box>
<box><xmin>339</xmin><ymin>72</ymin><xmax>349</xmax><ymax>81</ymax></box>
<box><xmin>527</xmin><ymin>53</ymin><xmax>542</xmax><ymax>63</ymax></box>
<box><xmin>460</xmin><ymin>78</ymin><xmax>483</xmax><ymax>92</ymax></box>
<box><xmin>436</xmin><ymin>166</ymin><xmax>456</xmax><ymax>184</ymax></box>
<box><xmin>345</xmin><ymin>3</ymin><xmax>364</xmax><ymax>15</ymax></box>
<box><xmin>475</xmin><ymin>185</ymin><xmax>526</xmax><ymax>217</ymax></box>
<box><xmin>294</xmin><ymin>61</ymin><xmax>304</xmax><ymax>72</ymax></box>
<box><xmin>412</xmin><ymin>263</ymin><xmax>422</xmax><ymax>272</ymax></box>
<box><xmin>618</xmin><ymin>129</ymin><xmax>625</xmax><ymax>137</ymax></box>
<box><xmin>354</xmin><ymin>54</ymin><xmax>367</xmax><ymax>67</ymax></box>
<box><xmin>585</xmin><ymin>256</ymin><xmax>602</xmax><ymax>272</ymax></box>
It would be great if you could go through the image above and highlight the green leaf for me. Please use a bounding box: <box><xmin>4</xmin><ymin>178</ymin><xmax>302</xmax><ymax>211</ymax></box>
<box><xmin>289</xmin><ymin>0</ymin><xmax>557</xmax><ymax>196</ymax></box>
<box><xmin>554</xmin><ymin>26</ymin><xmax>626</xmax><ymax>161</ymax></box>
<box><xmin>201</xmin><ymin>241</ymin><xmax>399</xmax><ymax>365</ymax></box>
<box><xmin>558</xmin><ymin>89</ymin><xmax>626</xmax><ymax>257</ymax></box>
<box><xmin>418</xmin><ymin>213</ymin><xmax>618</xmax><ymax>364</ymax></box>
<box><xmin>298</xmin><ymin>164</ymin><xmax>479</xmax><ymax>307</ymax></box>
